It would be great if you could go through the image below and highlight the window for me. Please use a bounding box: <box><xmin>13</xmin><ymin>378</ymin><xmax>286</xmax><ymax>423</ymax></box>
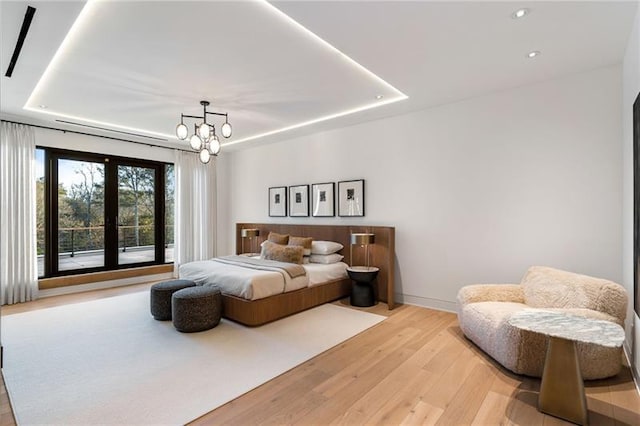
<box><xmin>57</xmin><ymin>158</ymin><xmax>105</xmax><ymax>271</ymax></box>
<box><xmin>36</xmin><ymin>148</ymin><xmax>45</xmax><ymax>277</ymax></box>
<box><xmin>37</xmin><ymin>147</ymin><xmax>174</xmax><ymax>278</ymax></box>
<box><xmin>117</xmin><ymin>164</ymin><xmax>155</xmax><ymax>265</ymax></box>
<box><xmin>165</xmin><ymin>164</ymin><xmax>175</xmax><ymax>263</ymax></box>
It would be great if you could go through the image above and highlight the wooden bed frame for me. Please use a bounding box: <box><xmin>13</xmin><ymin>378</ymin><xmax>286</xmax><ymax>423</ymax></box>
<box><xmin>221</xmin><ymin>223</ymin><xmax>395</xmax><ymax>326</ymax></box>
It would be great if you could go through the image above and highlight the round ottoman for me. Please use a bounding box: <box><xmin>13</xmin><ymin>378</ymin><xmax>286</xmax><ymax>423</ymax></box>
<box><xmin>150</xmin><ymin>279</ymin><xmax>196</xmax><ymax>320</ymax></box>
<box><xmin>172</xmin><ymin>286</ymin><xmax>222</xmax><ymax>333</ymax></box>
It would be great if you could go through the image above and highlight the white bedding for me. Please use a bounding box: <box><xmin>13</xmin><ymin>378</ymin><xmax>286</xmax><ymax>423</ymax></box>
<box><xmin>306</xmin><ymin>262</ymin><xmax>348</xmax><ymax>286</ymax></box>
<box><xmin>178</xmin><ymin>257</ymin><xmax>348</xmax><ymax>301</ymax></box>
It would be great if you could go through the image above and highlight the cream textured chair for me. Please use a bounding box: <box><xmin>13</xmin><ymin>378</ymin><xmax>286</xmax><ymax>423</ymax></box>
<box><xmin>457</xmin><ymin>266</ymin><xmax>627</xmax><ymax>380</ymax></box>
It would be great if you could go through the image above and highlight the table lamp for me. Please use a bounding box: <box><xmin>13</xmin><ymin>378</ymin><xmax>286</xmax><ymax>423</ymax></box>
<box><xmin>350</xmin><ymin>232</ymin><xmax>375</xmax><ymax>270</ymax></box>
<box><xmin>241</xmin><ymin>228</ymin><xmax>260</xmax><ymax>255</ymax></box>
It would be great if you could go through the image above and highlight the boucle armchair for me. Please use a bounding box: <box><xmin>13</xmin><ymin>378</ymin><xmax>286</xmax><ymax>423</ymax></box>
<box><xmin>457</xmin><ymin>266</ymin><xmax>627</xmax><ymax>380</ymax></box>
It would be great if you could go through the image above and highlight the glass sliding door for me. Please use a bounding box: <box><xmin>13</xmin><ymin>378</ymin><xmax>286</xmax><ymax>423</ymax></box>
<box><xmin>165</xmin><ymin>164</ymin><xmax>175</xmax><ymax>263</ymax></box>
<box><xmin>117</xmin><ymin>165</ymin><xmax>156</xmax><ymax>265</ymax></box>
<box><xmin>39</xmin><ymin>147</ymin><xmax>169</xmax><ymax>278</ymax></box>
<box><xmin>35</xmin><ymin>148</ymin><xmax>45</xmax><ymax>277</ymax></box>
<box><xmin>56</xmin><ymin>158</ymin><xmax>105</xmax><ymax>271</ymax></box>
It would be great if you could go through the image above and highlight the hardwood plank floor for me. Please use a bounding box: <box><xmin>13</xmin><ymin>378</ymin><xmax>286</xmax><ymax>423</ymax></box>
<box><xmin>1</xmin><ymin>284</ymin><xmax>639</xmax><ymax>425</ymax></box>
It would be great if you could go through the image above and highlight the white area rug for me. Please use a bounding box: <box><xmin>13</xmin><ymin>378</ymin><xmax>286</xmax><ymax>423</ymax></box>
<box><xmin>2</xmin><ymin>291</ymin><xmax>385</xmax><ymax>425</ymax></box>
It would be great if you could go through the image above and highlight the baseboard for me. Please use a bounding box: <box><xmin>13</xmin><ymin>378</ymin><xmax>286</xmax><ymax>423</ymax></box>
<box><xmin>395</xmin><ymin>292</ymin><xmax>457</xmax><ymax>313</ymax></box>
<box><xmin>39</xmin><ymin>272</ymin><xmax>173</xmax><ymax>298</ymax></box>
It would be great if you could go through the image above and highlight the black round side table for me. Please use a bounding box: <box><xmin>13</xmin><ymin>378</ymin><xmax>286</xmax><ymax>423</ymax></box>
<box><xmin>347</xmin><ymin>266</ymin><xmax>379</xmax><ymax>307</ymax></box>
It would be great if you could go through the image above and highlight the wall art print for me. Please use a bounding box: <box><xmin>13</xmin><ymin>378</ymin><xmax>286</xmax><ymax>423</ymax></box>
<box><xmin>338</xmin><ymin>179</ymin><xmax>365</xmax><ymax>217</ymax></box>
<box><xmin>268</xmin><ymin>186</ymin><xmax>287</xmax><ymax>217</ymax></box>
<box><xmin>312</xmin><ymin>182</ymin><xmax>335</xmax><ymax>217</ymax></box>
<box><xmin>289</xmin><ymin>184</ymin><xmax>309</xmax><ymax>217</ymax></box>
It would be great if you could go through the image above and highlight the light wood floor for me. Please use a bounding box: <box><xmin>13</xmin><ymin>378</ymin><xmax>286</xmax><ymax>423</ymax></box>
<box><xmin>2</xmin><ymin>285</ymin><xmax>639</xmax><ymax>425</ymax></box>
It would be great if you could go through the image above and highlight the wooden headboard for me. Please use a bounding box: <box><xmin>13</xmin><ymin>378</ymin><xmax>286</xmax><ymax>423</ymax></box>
<box><xmin>235</xmin><ymin>223</ymin><xmax>396</xmax><ymax>309</ymax></box>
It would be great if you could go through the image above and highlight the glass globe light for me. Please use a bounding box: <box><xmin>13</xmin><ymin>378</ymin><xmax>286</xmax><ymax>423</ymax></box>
<box><xmin>176</xmin><ymin>123</ymin><xmax>188</xmax><ymax>140</ymax></box>
<box><xmin>199</xmin><ymin>147</ymin><xmax>211</xmax><ymax>164</ymax></box>
<box><xmin>221</xmin><ymin>121</ymin><xmax>232</xmax><ymax>138</ymax></box>
<box><xmin>189</xmin><ymin>134</ymin><xmax>202</xmax><ymax>151</ymax></box>
<box><xmin>208</xmin><ymin>135</ymin><xmax>221</xmax><ymax>155</ymax></box>
<box><xmin>198</xmin><ymin>122</ymin><xmax>210</xmax><ymax>141</ymax></box>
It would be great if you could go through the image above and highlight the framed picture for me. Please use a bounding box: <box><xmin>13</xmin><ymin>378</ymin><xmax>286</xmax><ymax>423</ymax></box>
<box><xmin>289</xmin><ymin>184</ymin><xmax>309</xmax><ymax>217</ymax></box>
<box><xmin>338</xmin><ymin>179</ymin><xmax>365</xmax><ymax>217</ymax></box>
<box><xmin>312</xmin><ymin>182</ymin><xmax>335</xmax><ymax>217</ymax></box>
<box><xmin>268</xmin><ymin>186</ymin><xmax>287</xmax><ymax>217</ymax></box>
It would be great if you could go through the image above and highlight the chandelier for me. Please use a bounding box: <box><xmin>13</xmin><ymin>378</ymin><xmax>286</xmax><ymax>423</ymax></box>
<box><xmin>175</xmin><ymin>100</ymin><xmax>232</xmax><ymax>164</ymax></box>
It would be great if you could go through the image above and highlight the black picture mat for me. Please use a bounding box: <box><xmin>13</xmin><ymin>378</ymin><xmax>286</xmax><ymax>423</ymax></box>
<box><xmin>635</xmin><ymin>91</ymin><xmax>640</xmax><ymax>317</ymax></box>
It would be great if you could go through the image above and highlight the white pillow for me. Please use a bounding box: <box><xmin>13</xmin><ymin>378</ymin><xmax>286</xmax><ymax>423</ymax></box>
<box><xmin>309</xmin><ymin>253</ymin><xmax>344</xmax><ymax>264</ymax></box>
<box><xmin>311</xmin><ymin>240</ymin><xmax>343</xmax><ymax>255</ymax></box>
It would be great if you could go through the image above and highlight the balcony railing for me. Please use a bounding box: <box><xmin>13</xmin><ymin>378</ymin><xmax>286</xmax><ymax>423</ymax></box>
<box><xmin>36</xmin><ymin>224</ymin><xmax>174</xmax><ymax>276</ymax></box>
<box><xmin>58</xmin><ymin>225</ymin><xmax>105</xmax><ymax>257</ymax></box>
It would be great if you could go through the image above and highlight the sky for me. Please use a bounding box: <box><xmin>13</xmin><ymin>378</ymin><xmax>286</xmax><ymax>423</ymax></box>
<box><xmin>35</xmin><ymin>149</ymin><xmax>175</xmax><ymax>192</ymax></box>
<box><xmin>35</xmin><ymin>148</ymin><xmax>101</xmax><ymax>191</ymax></box>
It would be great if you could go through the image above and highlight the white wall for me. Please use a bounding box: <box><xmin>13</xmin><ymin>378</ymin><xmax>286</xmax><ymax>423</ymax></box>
<box><xmin>222</xmin><ymin>65</ymin><xmax>622</xmax><ymax>312</ymax></box>
<box><xmin>622</xmin><ymin>5</ymin><xmax>640</xmax><ymax>383</ymax></box>
<box><xmin>33</xmin><ymin>127</ymin><xmax>176</xmax><ymax>163</ymax></box>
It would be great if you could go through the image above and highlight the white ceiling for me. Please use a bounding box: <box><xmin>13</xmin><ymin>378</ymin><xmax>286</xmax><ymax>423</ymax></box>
<box><xmin>0</xmin><ymin>1</ymin><xmax>637</xmax><ymax>151</ymax></box>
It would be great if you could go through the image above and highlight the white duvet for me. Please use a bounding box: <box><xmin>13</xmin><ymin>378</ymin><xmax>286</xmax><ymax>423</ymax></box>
<box><xmin>178</xmin><ymin>257</ymin><xmax>347</xmax><ymax>300</ymax></box>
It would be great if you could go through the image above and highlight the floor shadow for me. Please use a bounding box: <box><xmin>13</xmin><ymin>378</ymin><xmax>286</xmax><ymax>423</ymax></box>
<box><xmin>449</xmin><ymin>324</ymin><xmax>638</xmax><ymax>425</ymax></box>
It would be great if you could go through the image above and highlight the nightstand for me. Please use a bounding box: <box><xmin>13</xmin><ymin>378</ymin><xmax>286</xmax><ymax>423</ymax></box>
<box><xmin>346</xmin><ymin>266</ymin><xmax>379</xmax><ymax>307</ymax></box>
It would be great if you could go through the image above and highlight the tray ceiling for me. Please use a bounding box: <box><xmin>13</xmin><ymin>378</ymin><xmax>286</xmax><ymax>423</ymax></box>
<box><xmin>1</xmin><ymin>1</ymin><xmax>636</xmax><ymax>150</ymax></box>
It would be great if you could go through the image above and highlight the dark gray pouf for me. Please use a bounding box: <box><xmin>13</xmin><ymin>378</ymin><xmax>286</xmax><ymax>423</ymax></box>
<box><xmin>150</xmin><ymin>279</ymin><xmax>196</xmax><ymax>320</ymax></box>
<box><xmin>172</xmin><ymin>286</ymin><xmax>222</xmax><ymax>333</ymax></box>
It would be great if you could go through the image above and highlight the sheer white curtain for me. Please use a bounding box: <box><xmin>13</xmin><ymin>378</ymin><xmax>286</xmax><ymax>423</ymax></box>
<box><xmin>0</xmin><ymin>122</ymin><xmax>38</xmax><ymax>304</ymax></box>
<box><xmin>174</xmin><ymin>150</ymin><xmax>217</xmax><ymax>275</ymax></box>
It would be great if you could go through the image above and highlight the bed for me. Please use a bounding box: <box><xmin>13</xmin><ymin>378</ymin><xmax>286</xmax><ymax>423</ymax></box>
<box><xmin>179</xmin><ymin>223</ymin><xmax>396</xmax><ymax>326</ymax></box>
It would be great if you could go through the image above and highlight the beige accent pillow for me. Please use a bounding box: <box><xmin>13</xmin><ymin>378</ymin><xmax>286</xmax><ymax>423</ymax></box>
<box><xmin>288</xmin><ymin>236</ymin><xmax>313</xmax><ymax>256</ymax></box>
<box><xmin>267</xmin><ymin>232</ymin><xmax>289</xmax><ymax>245</ymax></box>
<box><xmin>261</xmin><ymin>241</ymin><xmax>304</xmax><ymax>264</ymax></box>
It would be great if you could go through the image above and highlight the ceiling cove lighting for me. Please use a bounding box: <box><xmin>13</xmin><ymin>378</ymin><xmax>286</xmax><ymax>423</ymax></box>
<box><xmin>176</xmin><ymin>100</ymin><xmax>232</xmax><ymax>164</ymax></box>
<box><xmin>512</xmin><ymin>8</ymin><xmax>530</xmax><ymax>19</ymax></box>
<box><xmin>25</xmin><ymin>0</ymin><xmax>408</xmax><ymax>147</ymax></box>
<box><xmin>23</xmin><ymin>0</ymin><xmax>173</xmax><ymax>140</ymax></box>
<box><xmin>225</xmin><ymin>95</ymin><xmax>404</xmax><ymax>146</ymax></box>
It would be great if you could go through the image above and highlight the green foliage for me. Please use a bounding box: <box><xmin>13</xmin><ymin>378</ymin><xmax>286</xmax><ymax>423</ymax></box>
<box><xmin>35</xmin><ymin>162</ymin><xmax>176</xmax><ymax>256</ymax></box>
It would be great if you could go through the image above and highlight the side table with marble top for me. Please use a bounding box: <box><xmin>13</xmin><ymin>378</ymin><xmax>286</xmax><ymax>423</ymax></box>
<box><xmin>508</xmin><ymin>309</ymin><xmax>625</xmax><ymax>425</ymax></box>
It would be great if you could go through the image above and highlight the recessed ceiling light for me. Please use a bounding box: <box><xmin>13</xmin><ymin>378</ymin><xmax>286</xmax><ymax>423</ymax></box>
<box><xmin>526</xmin><ymin>51</ymin><xmax>540</xmax><ymax>59</ymax></box>
<box><xmin>26</xmin><ymin>0</ymin><xmax>408</xmax><ymax>145</ymax></box>
<box><xmin>375</xmin><ymin>95</ymin><xmax>384</xmax><ymax>100</ymax></box>
<box><xmin>512</xmin><ymin>8</ymin><xmax>529</xmax><ymax>19</ymax></box>
<box><xmin>38</xmin><ymin>104</ymin><xmax>47</xmax><ymax>109</ymax></box>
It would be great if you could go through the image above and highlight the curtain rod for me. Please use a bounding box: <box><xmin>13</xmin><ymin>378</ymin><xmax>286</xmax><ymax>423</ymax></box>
<box><xmin>0</xmin><ymin>119</ymin><xmax>192</xmax><ymax>153</ymax></box>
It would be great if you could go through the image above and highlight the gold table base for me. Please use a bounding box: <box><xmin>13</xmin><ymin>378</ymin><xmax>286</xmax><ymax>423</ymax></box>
<box><xmin>538</xmin><ymin>336</ymin><xmax>589</xmax><ymax>425</ymax></box>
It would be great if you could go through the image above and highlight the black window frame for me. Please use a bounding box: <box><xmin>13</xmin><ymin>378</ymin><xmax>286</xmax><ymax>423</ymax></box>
<box><xmin>39</xmin><ymin>146</ymin><xmax>173</xmax><ymax>278</ymax></box>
